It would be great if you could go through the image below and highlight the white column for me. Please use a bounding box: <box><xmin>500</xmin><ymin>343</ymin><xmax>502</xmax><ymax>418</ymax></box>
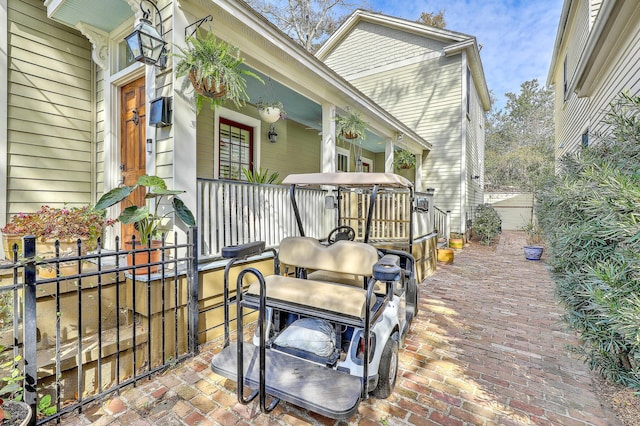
<box><xmin>172</xmin><ymin>8</ymin><xmax>197</xmax><ymax>242</ymax></box>
<box><xmin>0</xmin><ymin>0</ymin><xmax>7</xmax><ymax>249</ymax></box>
<box><xmin>385</xmin><ymin>138</ymin><xmax>394</xmax><ymax>173</ymax></box>
<box><xmin>321</xmin><ymin>103</ymin><xmax>336</xmax><ymax>173</ymax></box>
<box><xmin>414</xmin><ymin>152</ymin><xmax>423</xmax><ymax>192</ymax></box>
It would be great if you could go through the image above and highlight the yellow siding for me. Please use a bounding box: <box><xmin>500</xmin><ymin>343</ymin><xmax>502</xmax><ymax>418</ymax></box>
<box><xmin>6</xmin><ymin>0</ymin><xmax>93</xmax><ymax>215</ymax></box>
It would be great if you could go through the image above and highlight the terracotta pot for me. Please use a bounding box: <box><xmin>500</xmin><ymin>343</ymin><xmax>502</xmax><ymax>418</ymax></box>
<box><xmin>437</xmin><ymin>248</ymin><xmax>454</xmax><ymax>264</ymax></box>
<box><xmin>2</xmin><ymin>233</ymin><xmax>22</xmax><ymax>260</ymax></box>
<box><xmin>125</xmin><ymin>240</ymin><xmax>163</xmax><ymax>275</ymax></box>
<box><xmin>258</xmin><ymin>107</ymin><xmax>281</xmax><ymax>123</ymax></box>
<box><xmin>189</xmin><ymin>69</ymin><xmax>226</xmax><ymax>99</ymax></box>
<box><xmin>341</xmin><ymin>131</ymin><xmax>358</xmax><ymax>140</ymax></box>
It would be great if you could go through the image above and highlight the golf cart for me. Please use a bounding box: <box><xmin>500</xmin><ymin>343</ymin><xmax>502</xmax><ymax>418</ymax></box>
<box><xmin>210</xmin><ymin>172</ymin><xmax>420</xmax><ymax>419</ymax></box>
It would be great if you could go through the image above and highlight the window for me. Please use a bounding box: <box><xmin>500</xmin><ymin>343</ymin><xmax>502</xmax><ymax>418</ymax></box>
<box><xmin>336</xmin><ymin>147</ymin><xmax>349</xmax><ymax>172</ymax></box>
<box><xmin>359</xmin><ymin>156</ymin><xmax>373</xmax><ymax>172</ymax></box>
<box><xmin>563</xmin><ymin>55</ymin><xmax>568</xmax><ymax>99</ymax></box>
<box><xmin>219</xmin><ymin>118</ymin><xmax>253</xmax><ymax>180</ymax></box>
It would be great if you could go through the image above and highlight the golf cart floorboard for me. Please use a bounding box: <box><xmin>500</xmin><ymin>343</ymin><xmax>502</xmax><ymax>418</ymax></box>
<box><xmin>211</xmin><ymin>342</ymin><xmax>362</xmax><ymax>419</ymax></box>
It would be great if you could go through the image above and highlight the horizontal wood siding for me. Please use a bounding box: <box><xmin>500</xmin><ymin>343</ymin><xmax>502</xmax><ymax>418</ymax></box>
<box><xmin>553</xmin><ymin>0</ymin><xmax>591</xmax><ymax>157</ymax></box>
<box><xmin>323</xmin><ymin>21</ymin><xmax>447</xmax><ymax>77</ymax></box>
<box><xmin>587</xmin><ymin>20</ymin><xmax>640</xmax><ymax>140</ymax></box>
<box><xmin>466</xmin><ymin>77</ymin><xmax>485</xmax><ymax>221</ymax></box>
<box><xmin>95</xmin><ymin>69</ymin><xmax>105</xmax><ymax>195</ymax></box>
<box><xmin>259</xmin><ymin>120</ymin><xmax>321</xmax><ymax>175</ymax></box>
<box><xmin>350</xmin><ymin>55</ymin><xmax>463</xmax><ymax>230</ymax></box>
<box><xmin>6</xmin><ymin>0</ymin><xmax>93</xmax><ymax>215</ymax></box>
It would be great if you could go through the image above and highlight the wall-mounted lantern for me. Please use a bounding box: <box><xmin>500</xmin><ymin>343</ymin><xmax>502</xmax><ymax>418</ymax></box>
<box><xmin>268</xmin><ymin>124</ymin><xmax>278</xmax><ymax>143</ymax></box>
<box><xmin>124</xmin><ymin>0</ymin><xmax>167</xmax><ymax>67</ymax></box>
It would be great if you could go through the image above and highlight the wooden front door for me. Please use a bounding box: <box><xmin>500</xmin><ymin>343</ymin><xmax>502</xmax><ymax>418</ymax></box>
<box><xmin>120</xmin><ymin>77</ymin><xmax>146</xmax><ymax>243</ymax></box>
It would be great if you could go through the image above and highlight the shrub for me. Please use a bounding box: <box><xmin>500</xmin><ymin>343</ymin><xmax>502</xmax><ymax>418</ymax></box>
<box><xmin>536</xmin><ymin>93</ymin><xmax>640</xmax><ymax>389</ymax></box>
<box><xmin>472</xmin><ymin>204</ymin><xmax>502</xmax><ymax>245</ymax></box>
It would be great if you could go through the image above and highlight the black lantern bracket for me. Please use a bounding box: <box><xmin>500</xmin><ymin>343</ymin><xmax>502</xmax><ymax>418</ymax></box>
<box><xmin>185</xmin><ymin>15</ymin><xmax>213</xmax><ymax>38</ymax></box>
<box><xmin>125</xmin><ymin>0</ymin><xmax>167</xmax><ymax>68</ymax></box>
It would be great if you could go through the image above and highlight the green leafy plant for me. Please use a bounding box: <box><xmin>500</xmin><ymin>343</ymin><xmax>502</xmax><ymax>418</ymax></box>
<box><xmin>537</xmin><ymin>92</ymin><xmax>640</xmax><ymax>389</ymax></box>
<box><xmin>394</xmin><ymin>148</ymin><xmax>416</xmax><ymax>170</ymax></box>
<box><xmin>0</xmin><ymin>346</ymin><xmax>25</xmax><ymax>422</ymax></box>
<box><xmin>173</xmin><ymin>31</ymin><xmax>263</xmax><ymax>112</ymax></box>
<box><xmin>241</xmin><ymin>167</ymin><xmax>281</xmax><ymax>184</ymax></box>
<box><xmin>335</xmin><ymin>107</ymin><xmax>367</xmax><ymax>140</ymax></box>
<box><xmin>1</xmin><ymin>206</ymin><xmax>115</xmax><ymax>249</ymax></box>
<box><xmin>95</xmin><ymin>175</ymin><xmax>196</xmax><ymax>245</ymax></box>
<box><xmin>36</xmin><ymin>394</ymin><xmax>56</xmax><ymax>417</ymax></box>
<box><xmin>472</xmin><ymin>204</ymin><xmax>502</xmax><ymax>245</ymax></box>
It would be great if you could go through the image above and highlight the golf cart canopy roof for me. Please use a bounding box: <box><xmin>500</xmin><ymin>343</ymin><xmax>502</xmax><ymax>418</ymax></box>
<box><xmin>282</xmin><ymin>173</ymin><xmax>413</xmax><ymax>189</ymax></box>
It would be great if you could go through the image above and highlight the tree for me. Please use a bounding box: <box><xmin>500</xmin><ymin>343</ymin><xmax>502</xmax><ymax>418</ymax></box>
<box><xmin>417</xmin><ymin>10</ymin><xmax>446</xmax><ymax>28</ymax></box>
<box><xmin>484</xmin><ymin>79</ymin><xmax>554</xmax><ymax>191</ymax></box>
<box><xmin>245</xmin><ymin>0</ymin><xmax>365</xmax><ymax>52</ymax></box>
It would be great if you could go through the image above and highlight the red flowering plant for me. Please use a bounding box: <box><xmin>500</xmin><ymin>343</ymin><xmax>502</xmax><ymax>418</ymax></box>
<box><xmin>1</xmin><ymin>206</ymin><xmax>116</xmax><ymax>251</ymax></box>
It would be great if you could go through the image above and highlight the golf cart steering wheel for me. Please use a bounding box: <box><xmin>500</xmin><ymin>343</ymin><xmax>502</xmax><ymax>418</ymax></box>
<box><xmin>327</xmin><ymin>225</ymin><xmax>356</xmax><ymax>244</ymax></box>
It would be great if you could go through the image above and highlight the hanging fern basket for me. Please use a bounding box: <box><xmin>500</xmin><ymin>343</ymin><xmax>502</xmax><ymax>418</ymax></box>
<box><xmin>189</xmin><ymin>69</ymin><xmax>227</xmax><ymax>99</ymax></box>
<box><xmin>341</xmin><ymin>131</ymin><xmax>359</xmax><ymax>140</ymax></box>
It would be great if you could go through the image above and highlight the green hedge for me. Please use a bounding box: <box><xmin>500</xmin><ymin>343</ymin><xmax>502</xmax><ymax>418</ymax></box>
<box><xmin>537</xmin><ymin>93</ymin><xmax>640</xmax><ymax>389</ymax></box>
<box><xmin>473</xmin><ymin>204</ymin><xmax>502</xmax><ymax>245</ymax></box>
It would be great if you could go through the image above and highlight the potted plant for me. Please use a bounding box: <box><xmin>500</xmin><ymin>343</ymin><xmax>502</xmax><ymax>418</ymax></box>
<box><xmin>449</xmin><ymin>232</ymin><xmax>464</xmax><ymax>249</ymax></box>
<box><xmin>0</xmin><ymin>346</ymin><xmax>31</xmax><ymax>426</ymax></box>
<box><xmin>95</xmin><ymin>175</ymin><xmax>196</xmax><ymax>274</ymax></box>
<box><xmin>394</xmin><ymin>148</ymin><xmax>416</xmax><ymax>170</ymax></box>
<box><xmin>256</xmin><ymin>99</ymin><xmax>286</xmax><ymax>124</ymax></box>
<box><xmin>173</xmin><ymin>30</ymin><xmax>263</xmax><ymax>112</ymax></box>
<box><xmin>1</xmin><ymin>206</ymin><xmax>115</xmax><ymax>275</ymax></box>
<box><xmin>335</xmin><ymin>107</ymin><xmax>367</xmax><ymax>140</ymax></box>
<box><xmin>522</xmin><ymin>222</ymin><xmax>544</xmax><ymax>260</ymax></box>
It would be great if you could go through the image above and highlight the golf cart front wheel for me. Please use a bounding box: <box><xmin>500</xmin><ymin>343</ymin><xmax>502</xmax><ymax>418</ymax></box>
<box><xmin>372</xmin><ymin>334</ymin><xmax>399</xmax><ymax>398</ymax></box>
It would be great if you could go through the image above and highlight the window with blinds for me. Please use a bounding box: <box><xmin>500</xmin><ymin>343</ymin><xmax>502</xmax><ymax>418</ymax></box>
<box><xmin>219</xmin><ymin>118</ymin><xmax>253</xmax><ymax>180</ymax></box>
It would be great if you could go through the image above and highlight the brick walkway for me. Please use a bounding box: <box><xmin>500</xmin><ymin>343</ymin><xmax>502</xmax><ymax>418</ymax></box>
<box><xmin>61</xmin><ymin>231</ymin><xmax>619</xmax><ymax>425</ymax></box>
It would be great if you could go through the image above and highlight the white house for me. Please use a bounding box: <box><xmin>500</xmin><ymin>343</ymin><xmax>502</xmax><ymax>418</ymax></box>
<box><xmin>316</xmin><ymin>10</ymin><xmax>491</xmax><ymax>235</ymax></box>
<box><xmin>547</xmin><ymin>0</ymin><xmax>640</xmax><ymax>157</ymax></box>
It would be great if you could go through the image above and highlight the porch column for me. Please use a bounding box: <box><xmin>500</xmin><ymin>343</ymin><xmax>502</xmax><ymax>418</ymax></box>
<box><xmin>385</xmin><ymin>139</ymin><xmax>394</xmax><ymax>173</ymax></box>
<box><xmin>172</xmin><ymin>8</ymin><xmax>197</xmax><ymax>241</ymax></box>
<box><xmin>414</xmin><ymin>152</ymin><xmax>423</xmax><ymax>192</ymax></box>
<box><xmin>0</xmin><ymin>0</ymin><xmax>7</xmax><ymax>247</ymax></box>
<box><xmin>321</xmin><ymin>103</ymin><xmax>336</xmax><ymax>173</ymax></box>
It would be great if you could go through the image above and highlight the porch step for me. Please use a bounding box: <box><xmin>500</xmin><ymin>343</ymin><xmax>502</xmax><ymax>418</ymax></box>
<box><xmin>211</xmin><ymin>342</ymin><xmax>362</xmax><ymax>419</ymax></box>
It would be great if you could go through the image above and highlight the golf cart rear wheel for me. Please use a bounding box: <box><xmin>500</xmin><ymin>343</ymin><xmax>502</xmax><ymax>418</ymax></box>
<box><xmin>373</xmin><ymin>335</ymin><xmax>398</xmax><ymax>398</ymax></box>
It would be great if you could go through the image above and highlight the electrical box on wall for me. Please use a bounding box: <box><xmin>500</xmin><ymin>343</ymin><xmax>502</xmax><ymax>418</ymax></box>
<box><xmin>149</xmin><ymin>96</ymin><xmax>172</xmax><ymax>127</ymax></box>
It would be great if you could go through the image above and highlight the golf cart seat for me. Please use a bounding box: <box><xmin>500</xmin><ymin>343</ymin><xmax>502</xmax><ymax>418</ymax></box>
<box><xmin>245</xmin><ymin>237</ymin><xmax>384</xmax><ymax>322</ymax></box>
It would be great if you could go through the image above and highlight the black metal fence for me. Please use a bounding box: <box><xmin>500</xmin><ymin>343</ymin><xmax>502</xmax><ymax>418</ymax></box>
<box><xmin>0</xmin><ymin>228</ymin><xmax>198</xmax><ymax>425</ymax></box>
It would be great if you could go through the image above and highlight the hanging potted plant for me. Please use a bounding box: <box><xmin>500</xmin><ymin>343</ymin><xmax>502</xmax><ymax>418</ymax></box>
<box><xmin>95</xmin><ymin>175</ymin><xmax>196</xmax><ymax>274</ymax></box>
<box><xmin>256</xmin><ymin>99</ymin><xmax>286</xmax><ymax>124</ymax></box>
<box><xmin>394</xmin><ymin>148</ymin><xmax>416</xmax><ymax>170</ymax></box>
<box><xmin>173</xmin><ymin>31</ymin><xmax>263</xmax><ymax>112</ymax></box>
<box><xmin>335</xmin><ymin>107</ymin><xmax>367</xmax><ymax>140</ymax></box>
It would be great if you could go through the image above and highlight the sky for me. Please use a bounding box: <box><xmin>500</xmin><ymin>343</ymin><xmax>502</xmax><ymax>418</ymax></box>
<box><xmin>367</xmin><ymin>0</ymin><xmax>564</xmax><ymax>111</ymax></box>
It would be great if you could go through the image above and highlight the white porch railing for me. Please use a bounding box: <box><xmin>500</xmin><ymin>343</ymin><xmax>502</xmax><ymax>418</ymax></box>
<box><xmin>433</xmin><ymin>206</ymin><xmax>450</xmax><ymax>244</ymax></box>
<box><xmin>197</xmin><ymin>179</ymin><xmax>330</xmax><ymax>259</ymax></box>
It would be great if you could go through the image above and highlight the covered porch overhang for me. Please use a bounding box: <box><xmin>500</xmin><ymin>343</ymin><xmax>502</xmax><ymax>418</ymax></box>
<box><xmin>44</xmin><ymin>0</ymin><xmax>433</xmax><ymax>227</ymax></box>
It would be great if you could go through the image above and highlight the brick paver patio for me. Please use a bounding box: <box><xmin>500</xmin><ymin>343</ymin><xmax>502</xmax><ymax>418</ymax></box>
<box><xmin>61</xmin><ymin>231</ymin><xmax>619</xmax><ymax>425</ymax></box>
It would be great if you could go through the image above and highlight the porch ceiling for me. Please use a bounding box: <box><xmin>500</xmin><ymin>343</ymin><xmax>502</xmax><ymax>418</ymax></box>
<box><xmin>46</xmin><ymin>0</ymin><xmax>132</xmax><ymax>33</ymax></box>
<box><xmin>246</xmin><ymin>69</ymin><xmax>388</xmax><ymax>154</ymax></box>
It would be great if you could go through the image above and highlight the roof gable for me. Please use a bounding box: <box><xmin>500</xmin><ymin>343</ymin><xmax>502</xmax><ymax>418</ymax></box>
<box><xmin>317</xmin><ymin>10</ymin><xmax>491</xmax><ymax>111</ymax></box>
